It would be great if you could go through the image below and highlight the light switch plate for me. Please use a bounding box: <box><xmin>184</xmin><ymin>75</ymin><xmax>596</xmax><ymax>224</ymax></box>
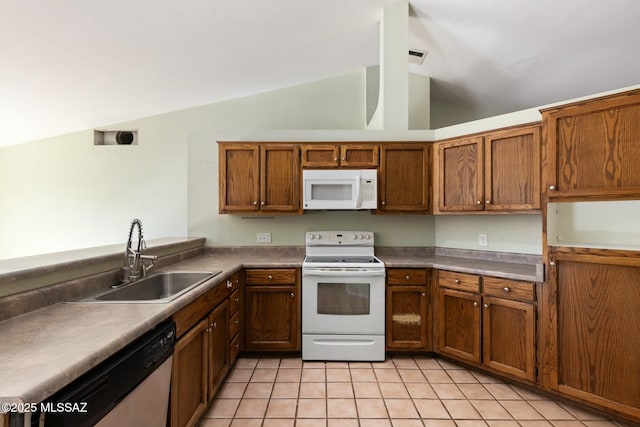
<box><xmin>479</xmin><ymin>233</ymin><xmax>488</xmax><ymax>247</ymax></box>
<box><xmin>257</xmin><ymin>232</ymin><xmax>272</xmax><ymax>243</ymax></box>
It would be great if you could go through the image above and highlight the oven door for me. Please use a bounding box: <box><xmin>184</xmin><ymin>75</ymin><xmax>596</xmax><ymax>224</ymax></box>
<box><xmin>302</xmin><ymin>268</ymin><xmax>385</xmax><ymax>335</ymax></box>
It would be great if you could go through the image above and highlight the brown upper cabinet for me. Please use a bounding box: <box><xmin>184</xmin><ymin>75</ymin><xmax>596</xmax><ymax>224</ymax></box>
<box><xmin>379</xmin><ymin>144</ymin><xmax>431</xmax><ymax>213</ymax></box>
<box><xmin>434</xmin><ymin>124</ymin><xmax>541</xmax><ymax>213</ymax></box>
<box><xmin>218</xmin><ymin>143</ymin><xmax>301</xmax><ymax>214</ymax></box>
<box><xmin>541</xmin><ymin>89</ymin><xmax>640</xmax><ymax>202</ymax></box>
<box><xmin>301</xmin><ymin>143</ymin><xmax>379</xmax><ymax>168</ymax></box>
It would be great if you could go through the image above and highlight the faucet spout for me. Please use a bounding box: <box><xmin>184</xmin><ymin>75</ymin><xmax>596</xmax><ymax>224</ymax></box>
<box><xmin>117</xmin><ymin>218</ymin><xmax>156</xmax><ymax>287</ymax></box>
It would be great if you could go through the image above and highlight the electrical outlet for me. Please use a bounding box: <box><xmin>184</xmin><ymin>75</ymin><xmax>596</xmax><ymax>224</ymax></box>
<box><xmin>256</xmin><ymin>232</ymin><xmax>272</xmax><ymax>243</ymax></box>
<box><xmin>478</xmin><ymin>233</ymin><xmax>488</xmax><ymax>247</ymax></box>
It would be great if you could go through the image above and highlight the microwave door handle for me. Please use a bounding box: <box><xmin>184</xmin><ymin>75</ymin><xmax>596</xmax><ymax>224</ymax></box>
<box><xmin>354</xmin><ymin>176</ymin><xmax>362</xmax><ymax>209</ymax></box>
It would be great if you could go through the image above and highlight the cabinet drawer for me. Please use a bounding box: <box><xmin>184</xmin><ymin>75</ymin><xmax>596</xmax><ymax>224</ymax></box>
<box><xmin>483</xmin><ymin>277</ymin><xmax>535</xmax><ymax>302</ymax></box>
<box><xmin>246</xmin><ymin>269</ymin><xmax>297</xmax><ymax>285</ymax></box>
<box><xmin>438</xmin><ymin>270</ymin><xmax>480</xmax><ymax>293</ymax></box>
<box><xmin>388</xmin><ymin>269</ymin><xmax>428</xmax><ymax>285</ymax></box>
<box><xmin>229</xmin><ymin>310</ymin><xmax>240</xmax><ymax>338</ymax></box>
<box><xmin>230</xmin><ymin>334</ymin><xmax>240</xmax><ymax>365</ymax></box>
<box><xmin>229</xmin><ymin>289</ymin><xmax>241</xmax><ymax>315</ymax></box>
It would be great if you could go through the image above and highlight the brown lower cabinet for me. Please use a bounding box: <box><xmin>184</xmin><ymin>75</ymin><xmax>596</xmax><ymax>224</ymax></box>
<box><xmin>436</xmin><ymin>270</ymin><xmax>536</xmax><ymax>382</ymax></box>
<box><xmin>170</xmin><ymin>272</ymin><xmax>241</xmax><ymax>427</ymax></box>
<box><xmin>544</xmin><ymin>249</ymin><xmax>640</xmax><ymax>420</ymax></box>
<box><xmin>244</xmin><ymin>268</ymin><xmax>300</xmax><ymax>351</ymax></box>
<box><xmin>386</xmin><ymin>268</ymin><xmax>431</xmax><ymax>351</ymax></box>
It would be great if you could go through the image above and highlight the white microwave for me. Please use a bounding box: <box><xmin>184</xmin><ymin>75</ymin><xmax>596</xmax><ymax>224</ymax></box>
<box><xmin>303</xmin><ymin>169</ymin><xmax>377</xmax><ymax>210</ymax></box>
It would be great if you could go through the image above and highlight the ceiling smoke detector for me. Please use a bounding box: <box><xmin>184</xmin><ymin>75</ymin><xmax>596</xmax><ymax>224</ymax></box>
<box><xmin>409</xmin><ymin>49</ymin><xmax>427</xmax><ymax>65</ymax></box>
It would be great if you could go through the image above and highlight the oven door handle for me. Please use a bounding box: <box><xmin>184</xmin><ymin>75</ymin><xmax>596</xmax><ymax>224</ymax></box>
<box><xmin>302</xmin><ymin>269</ymin><xmax>385</xmax><ymax>277</ymax></box>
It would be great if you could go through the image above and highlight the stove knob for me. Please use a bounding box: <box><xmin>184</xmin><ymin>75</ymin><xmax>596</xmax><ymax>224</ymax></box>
<box><xmin>352</xmin><ymin>234</ymin><xmax>357</xmax><ymax>239</ymax></box>
<box><xmin>364</xmin><ymin>234</ymin><xmax>371</xmax><ymax>240</ymax></box>
<box><xmin>309</xmin><ymin>234</ymin><xmax>315</xmax><ymax>240</ymax></box>
<box><xmin>316</xmin><ymin>234</ymin><xmax>322</xmax><ymax>239</ymax></box>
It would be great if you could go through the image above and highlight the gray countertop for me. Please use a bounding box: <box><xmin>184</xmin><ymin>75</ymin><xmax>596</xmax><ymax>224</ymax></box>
<box><xmin>0</xmin><ymin>247</ymin><xmax>542</xmax><ymax>408</ymax></box>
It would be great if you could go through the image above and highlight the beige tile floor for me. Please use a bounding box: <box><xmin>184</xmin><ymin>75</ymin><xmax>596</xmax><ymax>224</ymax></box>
<box><xmin>198</xmin><ymin>355</ymin><xmax>634</xmax><ymax>427</ymax></box>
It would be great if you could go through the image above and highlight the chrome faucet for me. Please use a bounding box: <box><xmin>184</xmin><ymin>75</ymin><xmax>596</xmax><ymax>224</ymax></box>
<box><xmin>117</xmin><ymin>218</ymin><xmax>158</xmax><ymax>287</ymax></box>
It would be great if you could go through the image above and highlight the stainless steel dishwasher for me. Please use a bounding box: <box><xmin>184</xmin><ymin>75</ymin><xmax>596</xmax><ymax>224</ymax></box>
<box><xmin>34</xmin><ymin>320</ymin><xmax>175</xmax><ymax>427</ymax></box>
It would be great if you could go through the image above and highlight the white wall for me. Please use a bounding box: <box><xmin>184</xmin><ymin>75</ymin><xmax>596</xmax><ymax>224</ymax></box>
<box><xmin>0</xmin><ymin>72</ymin><xmax>371</xmax><ymax>259</ymax></box>
<box><xmin>547</xmin><ymin>201</ymin><xmax>640</xmax><ymax>250</ymax></box>
<box><xmin>0</xmin><ymin>69</ymin><xmax>546</xmax><ymax>260</ymax></box>
<box><xmin>435</xmin><ymin>215</ymin><xmax>543</xmax><ymax>255</ymax></box>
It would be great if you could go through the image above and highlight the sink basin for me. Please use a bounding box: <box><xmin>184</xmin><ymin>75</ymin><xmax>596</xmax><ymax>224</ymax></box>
<box><xmin>74</xmin><ymin>271</ymin><xmax>220</xmax><ymax>303</ymax></box>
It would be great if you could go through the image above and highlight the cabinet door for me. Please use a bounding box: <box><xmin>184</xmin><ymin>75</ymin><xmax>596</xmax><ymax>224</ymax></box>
<box><xmin>260</xmin><ymin>144</ymin><xmax>301</xmax><ymax>212</ymax></box>
<box><xmin>301</xmin><ymin>144</ymin><xmax>340</xmax><ymax>168</ymax></box>
<box><xmin>379</xmin><ymin>144</ymin><xmax>430</xmax><ymax>213</ymax></box>
<box><xmin>244</xmin><ymin>285</ymin><xmax>300</xmax><ymax>351</ymax></box>
<box><xmin>482</xmin><ymin>296</ymin><xmax>535</xmax><ymax>381</ymax></box>
<box><xmin>437</xmin><ymin>288</ymin><xmax>481</xmax><ymax>363</ymax></box>
<box><xmin>340</xmin><ymin>144</ymin><xmax>379</xmax><ymax>167</ymax></box>
<box><xmin>437</xmin><ymin>137</ymin><xmax>484</xmax><ymax>212</ymax></box>
<box><xmin>387</xmin><ymin>285</ymin><xmax>429</xmax><ymax>350</ymax></box>
<box><xmin>219</xmin><ymin>144</ymin><xmax>260</xmax><ymax>213</ymax></box>
<box><xmin>171</xmin><ymin>318</ymin><xmax>209</xmax><ymax>427</ymax></box>
<box><xmin>542</xmin><ymin>90</ymin><xmax>640</xmax><ymax>201</ymax></box>
<box><xmin>208</xmin><ymin>300</ymin><xmax>229</xmax><ymax>400</ymax></box>
<box><xmin>484</xmin><ymin>126</ymin><xmax>541</xmax><ymax>211</ymax></box>
<box><xmin>545</xmin><ymin>252</ymin><xmax>640</xmax><ymax>420</ymax></box>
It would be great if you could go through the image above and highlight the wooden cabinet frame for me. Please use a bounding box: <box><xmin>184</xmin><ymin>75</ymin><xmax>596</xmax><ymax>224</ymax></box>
<box><xmin>541</xmin><ymin>89</ymin><xmax>640</xmax><ymax>202</ymax></box>
<box><xmin>300</xmin><ymin>143</ymin><xmax>379</xmax><ymax>168</ymax></box>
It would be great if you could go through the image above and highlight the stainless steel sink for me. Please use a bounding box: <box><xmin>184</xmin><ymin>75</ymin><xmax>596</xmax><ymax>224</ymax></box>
<box><xmin>73</xmin><ymin>271</ymin><xmax>220</xmax><ymax>303</ymax></box>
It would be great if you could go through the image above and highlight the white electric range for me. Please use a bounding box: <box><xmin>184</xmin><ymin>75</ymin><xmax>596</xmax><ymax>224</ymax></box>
<box><xmin>301</xmin><ymin>231</ymin><xmax>386</xmax><ymax>361</ymax></box>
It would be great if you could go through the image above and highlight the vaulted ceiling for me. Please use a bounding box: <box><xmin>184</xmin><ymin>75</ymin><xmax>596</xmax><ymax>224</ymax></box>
<box><xmin>2</xmin><ymin>0</ymin><xmax>639</xmax><ymax>147</ymax></box>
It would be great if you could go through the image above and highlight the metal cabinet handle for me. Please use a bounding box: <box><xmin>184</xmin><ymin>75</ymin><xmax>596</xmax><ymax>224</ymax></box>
<box><xmin>268</xmin><ymin>275</ymin><xmax>273</xmax><ymax>280</ymax></box>
<box><xmin>212</xmin><ymin>322</ymin><xmax>217</xmax><ymax>329</ymax></box>
<box><xmin>290</xmin><ymin>292</ymin><xmax>295</xmax><ymax>298</ymax></box>
<box><xmin>486</xmin><ymin>200</ymin><xmax>491</xmax><ymax>204</ymax></box>
<box><xmin>549</xmin><ymin>185</ymin><xmax>556</xmax><ymax>190</ymax></box>
<box><xmin>405</xmin><ymin>275</ymin><xmax>410</xmax><ymax>280</ymax></box>
<box><xmin>234</xmin><ymin>343</ymin><xmax>240</xmax><ymax>349</ymax></box>
<box><xmin>550</xmin><ymin>261</ymin><xmax>556</xmax><ymax>266</ymax></box>
<box><xmin>234</xmin><ymin>297</ymin><xmax>240</xmax><ymax>302</ymax></box>
<box><xmin>476</xmin><ymin>200</ymin><xmax>482</xmax><ymax>205</ymax></box>
<box><xmin>484</xmin><ymin>303</ymin><xmax>489</xmax><ymax>309</ymax></box>
<box><xmin>227</xmin><ymin>280</ymin><xmax>233</xmax><ymax>288</ymax></box>
<box><xmin>234</xmin><ymin>320</ymin><xmax>239</xmax><ymax>325</ymax></box>
<box><xmin>503</xmin><ymin>287</ymin><xmax>510</xmax><ymax>292</ymax></box>
<box><xmin>381</xmin><ymin>201</ymin><xmax>386</xmax><ymax>205</ymax></box>
<box><xmin>454</xmin><ymin>279</ymin><xmax>460</xmax><ymax>284</ymax></box>
<box><xmin>253</xmin><ymin>201</ymin><xmax>258</xmax><ymax>206</ymax></box>
<box><xmin>334</xmin><ymin>157</ymin><xmax>338</xmax><ymax>161</ymax></box>
<box><xmin>421</xmin><ymin>292</ymin><xmax>426</xmax><ymax>297</ymax></box>
<box><xmin>341</xmin><ymin>157</ymin><xmax>346</xmax><ymax>161</ymax></box>
<box><xmin>473</xmin><ymin>302</ymin><xmax>478</xmax><ymax>307</ymax></box>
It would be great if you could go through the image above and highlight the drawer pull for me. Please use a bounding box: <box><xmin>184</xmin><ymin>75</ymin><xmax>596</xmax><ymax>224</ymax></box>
<box><xmin>226</xmin><ymin>280</ymin><xmax>233</xmax><ymax>288</ymax></box>
<box><xmin>473</xmin><ymin>302</ymin><xmax>478</xmax><ymax>307</ymax></box>
<box><xmin>549</xmin><ymin>185</ymin><xmax>556</xmax><ymax>191</ymax></box>
<box><xmin>421</xmin><ymin>292</ymin><xmax>426</xmax><ymax>297</ymax></box>
<box><xmin>550</xmin><ymin>261</ymin><xmax>556</xmax><ymax>266</ymax></box>
<box><xmin>212</xmin><ymin>322</ymin><xmax>217</xmax><ymax>329</ymax></box>
<box><xmin>268</xmin><ymin>275</ymin><xmax>273</xmax><ymax>280</ymax></box>
<box><xmin>290</xmin><ymin>292</ymin><xmax>295</xmax><ymax>298</ymax></box>
<box><xmin>476</xmin><ymin>200</ymin><xmax>481</xmax><ymax>205</ymax></box>
<box><xmin>234</xmin><ymin>320</ymin><xmax>239</xmax><ymax>325</ymax></box>
<box><xmin>234</xmin><ymin>297</ymin><xmax>240</xmax><ymax>302</ymax></box>
<box><xmin>485</xmin><ymin>200</ymin><xmax>491</xmax><ymax>204</ymax></box>
<box><xmin>484</xmin><ymin>303</ymin><xmax>489</xmax><ymax>309</ymax></box>
<box><xmin>454</xmin><ymin>279</ymin><xmax>460</xmax><ymax>284</ymax></box>
<box><xmin>405</xmin><ymin>275</ymin><xmax>410</xmax><ymax>280</ymax></box>
<box><xmin>503</xmin><ymin>287</ymin><xmax>510</xmax><ymax>292</ymax></box>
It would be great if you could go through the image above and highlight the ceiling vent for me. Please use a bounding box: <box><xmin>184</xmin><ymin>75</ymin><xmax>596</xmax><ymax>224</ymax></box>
<box><xmin>409</xmin><ymin>49</ymin><xmax>427</xmax><ymax>65</ymax></box>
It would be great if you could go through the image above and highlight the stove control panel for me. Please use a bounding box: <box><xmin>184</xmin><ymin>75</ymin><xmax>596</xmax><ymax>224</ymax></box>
<box><xmin>306</xmin><ymin>231</ymin><xmax>374</xmax><ymax>246</ymax></box>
